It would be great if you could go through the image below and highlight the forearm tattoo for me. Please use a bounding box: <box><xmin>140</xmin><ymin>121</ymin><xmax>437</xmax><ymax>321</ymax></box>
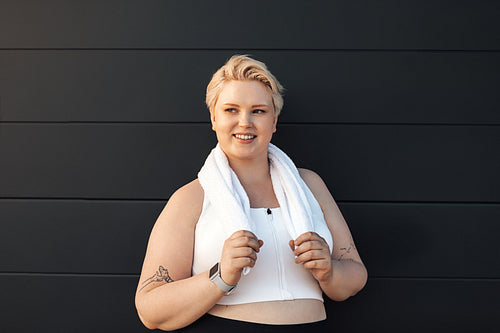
<box><xmin>139</xmin><ymin>265</ymin><xmax>174</xmax><ymax>291</ymax></box>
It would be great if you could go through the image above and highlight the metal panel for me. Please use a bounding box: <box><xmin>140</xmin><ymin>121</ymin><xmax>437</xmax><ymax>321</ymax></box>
<box><xmin>1</xmin><ymin>124</ymin><xmax>498</xmax><ymax>202</ymax></box>
<box><xmin>1</xmin><ymin>51</ymin><xmax>499</xmax><ymax>124</ymax></box>
<box><xmin>1</xmin><ymin>200</ymin><xmax>499</xmax><ymax>278</ymax></box>
<box><xmin>0</xmin><ymin>275</ymin><xmax>497</xmax><ymax>332</ymax></box>
<box><xmin>0</xmin><ymin>1</ymin><xmax>499</xmax><ymax>50</ymax></box>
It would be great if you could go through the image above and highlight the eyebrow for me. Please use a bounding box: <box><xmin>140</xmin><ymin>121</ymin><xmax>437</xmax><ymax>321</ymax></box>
<box><xmin>223</xmin><ymin>103</ymin><xmax>270</xmax><ymax>108</ymax></box>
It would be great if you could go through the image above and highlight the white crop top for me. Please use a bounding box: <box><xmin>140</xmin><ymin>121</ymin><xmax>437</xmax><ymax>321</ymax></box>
<box><xmin>192</xmin><ymin>202</ymin><xmax>333</xmax><ymax>305</ymax></box>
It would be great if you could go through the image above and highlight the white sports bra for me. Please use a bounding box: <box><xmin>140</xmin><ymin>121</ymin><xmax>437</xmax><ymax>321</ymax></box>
<box><xmin>192</xmin><ymin>202</ymin><xmax>333</xmax><ymax>305</ymax></box>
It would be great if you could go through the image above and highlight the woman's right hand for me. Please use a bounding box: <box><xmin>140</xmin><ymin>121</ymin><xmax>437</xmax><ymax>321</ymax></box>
<box><xmin>220</xmin><ymin>230</ymin><xmax>263</xmax><ymax>286</ymax></box>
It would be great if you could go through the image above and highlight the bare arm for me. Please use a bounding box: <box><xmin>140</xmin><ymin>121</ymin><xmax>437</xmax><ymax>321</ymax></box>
<box><xmin>135</xmin><ymin>179</ymin><xmax>262</xmax><ymax>331</ymax></box>
<box><xmin>135</xmin><ymin>180</ymin><xmax>218</xmax><ymax>330</ymax></box>
<box><xmin>294</xmin><ymin>169</ymin><xmax>368</xmax><ymax>301</ymax></box>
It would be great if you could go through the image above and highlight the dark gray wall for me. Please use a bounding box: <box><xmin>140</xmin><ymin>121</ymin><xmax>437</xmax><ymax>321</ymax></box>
<box><xmin>1</xmin><ymin>1</ymin><xmax>499</xmax><ymax>332</ymax></box>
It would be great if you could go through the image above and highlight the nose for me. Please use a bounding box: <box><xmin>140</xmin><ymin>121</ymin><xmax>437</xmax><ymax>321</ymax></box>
<box><xmin>238</xmin><ymin>111</ymin><xmax>252</xmax><ymax>127</ymax></box>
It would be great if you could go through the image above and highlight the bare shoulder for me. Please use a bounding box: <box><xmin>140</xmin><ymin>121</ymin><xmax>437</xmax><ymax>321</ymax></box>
<box><xmin>298</xmin><ymin>168</ymin><xmax>331</xmax><ymax>205</ymax></box>
<box><xmin>298</xmin><ymin>168</ymin><xmax>324</xmax><ymax>187</ymax></box>
<box><xmin>168</xmin><ymin>178</ymin><xmax>204</xmax><ymax>211</ymax></box>
<box><xmin>158</xmin><ymin>178</ymin><xmax>204</xmax><ymax>229</ymax></box>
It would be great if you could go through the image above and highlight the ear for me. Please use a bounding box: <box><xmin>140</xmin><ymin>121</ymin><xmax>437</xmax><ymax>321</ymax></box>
<box><xmin>210</xmin><ymin>109</ymin><xmax>216</xmax><ymax>131</ymax></box>
<box><xmin>272</xmin><ymin>116</ymin><xmax>278</xmax><ymax>133</ymax></box>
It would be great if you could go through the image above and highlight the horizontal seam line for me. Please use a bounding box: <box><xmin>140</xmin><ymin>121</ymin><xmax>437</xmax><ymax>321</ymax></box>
<box><xmin>1</xmin><ymin>121</ymin><xmax>500</xmax><ymax>127</ymax></box>
<box><xmin>1</xmin><ymin>198</ymin><xmax>500</xmax><ymax>205</ymax></box>
<box><xmin>339</xmin><ymin>200</ymin><xmax>500</xmax><ymax>205</ymax></box>
<box><xmin>0</xmin><ymin>197</ymin><xmax>168</xmax><ymax>201</ymax></box>
<box><xmin>369</xmin><ymin>276</ymin><xmax>500</xmax><ymax>281</ymax></box>
<box><xmin>0</xmin><ymin>48</ymin><xmax>499</xmax><ymax>53</ymax></box>
<box><xmin>0</xmin><ymin>273</ymin><xmax>498</xmax><ymax>281</ymax></box>
<box><xmin>0</xmin><ymin>272</ymin><xmax>139</xmax><ymax>277</ymax></box>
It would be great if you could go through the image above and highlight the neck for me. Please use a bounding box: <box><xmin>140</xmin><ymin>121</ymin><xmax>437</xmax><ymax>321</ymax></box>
<box><xmin>223</xmin><ymin>148</ymin><xmax>279</xmax><ymax>209</ymax></box>
<box><xmin>228</xmin><ymin>155</ymin><xmax>271</xmax><ymax>186</ymax></box>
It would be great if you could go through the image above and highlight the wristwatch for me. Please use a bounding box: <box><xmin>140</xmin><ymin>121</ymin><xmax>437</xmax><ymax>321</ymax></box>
<box><xmin>209</xmin><ymin>262</ymin><xmax>237</xmax><ymax>294</ymax></box>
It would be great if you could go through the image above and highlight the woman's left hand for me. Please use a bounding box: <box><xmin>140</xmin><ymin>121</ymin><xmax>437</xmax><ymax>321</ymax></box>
<box><xmin>289</xmin><ymin>232</ymin><xmax>332</xmax><ymax>283</ymax></box>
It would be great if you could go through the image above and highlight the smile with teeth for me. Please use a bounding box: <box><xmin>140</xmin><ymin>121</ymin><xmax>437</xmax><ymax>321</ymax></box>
<box><xmin>234</xmin><ymin>134</ymin><xmax>256</xmax><ymax>140</ymax></box>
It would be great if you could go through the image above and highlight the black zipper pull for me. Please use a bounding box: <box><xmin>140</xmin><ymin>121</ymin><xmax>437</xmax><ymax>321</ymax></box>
<box><xmin>267</xmin><ymin>208</ymin><xmax>272</xmax><ymax>215</ymax></box>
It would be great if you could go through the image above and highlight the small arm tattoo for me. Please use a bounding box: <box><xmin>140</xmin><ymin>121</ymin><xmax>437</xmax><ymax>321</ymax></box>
<box><xmin>338</xmin><ymin>242</ymin><xmax>357</xmax><ymax>260</ymax></box>
<box><xmin>139</xmin><ymin>265</ymin><xmax>174</xmax><ymax>292</ymax></box>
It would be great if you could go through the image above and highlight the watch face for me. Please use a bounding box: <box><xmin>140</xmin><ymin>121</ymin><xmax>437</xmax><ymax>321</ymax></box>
<box><xmin>210</xmin><ymin>263</ymin><xmax>219</xmax><ymax>277</ymax></box>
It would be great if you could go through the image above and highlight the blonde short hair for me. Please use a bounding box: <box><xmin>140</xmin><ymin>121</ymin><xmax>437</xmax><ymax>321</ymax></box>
<box><xmin>206</xmin><ymin>55</ymin><xmax>285</xmax><ymax>116</ymax></box>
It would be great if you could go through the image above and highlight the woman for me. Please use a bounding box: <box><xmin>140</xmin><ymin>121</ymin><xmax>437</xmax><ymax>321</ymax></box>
<box><xmin>135</xmin><ymin>55</ymin><xmax>367</xmax><ymax>332</ymax></box>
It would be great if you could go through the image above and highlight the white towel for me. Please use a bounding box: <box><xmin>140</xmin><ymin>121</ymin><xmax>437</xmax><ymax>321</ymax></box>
<box><xmin>198</xmin><ymin>143</ymin><xmax>326</xmax><ymax>242</ymax></box>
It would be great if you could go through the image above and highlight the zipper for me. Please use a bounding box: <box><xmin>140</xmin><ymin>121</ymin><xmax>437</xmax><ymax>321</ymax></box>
<box><xmin>266</xmin><ymin>208</ymin><xmax>289</xmax><ymax>299</ymax></box>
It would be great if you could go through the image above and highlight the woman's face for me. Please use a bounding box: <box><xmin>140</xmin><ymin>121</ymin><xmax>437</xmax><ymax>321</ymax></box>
<box><xmin>211</xmin><ymin>80</ymin><xmax>277</xmax><ymax>163</ymax></box>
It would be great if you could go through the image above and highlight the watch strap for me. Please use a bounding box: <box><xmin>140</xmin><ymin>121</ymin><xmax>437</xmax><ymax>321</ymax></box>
<box><xmin>209</xmin><ymin>262</ymin><xmax>236</xmax><ymax>294</ymax></box>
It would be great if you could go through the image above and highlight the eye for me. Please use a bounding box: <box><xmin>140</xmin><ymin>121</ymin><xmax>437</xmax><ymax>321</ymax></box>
<box><xmin>253</xmin><ymin>109</ymin><xmax>266</xmax><ymax>114</ymax></box>
<box><xmin>224</xmin><ymin>108</ymin><xmax>237</xmax><ymax>113</ymax></box>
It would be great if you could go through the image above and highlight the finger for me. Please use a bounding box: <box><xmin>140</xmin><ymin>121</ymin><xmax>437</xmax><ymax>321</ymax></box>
<box><xmin>293</xmin><ymin>240</ymin><xmax>327</xmax><ymax>257</ymax></box>
<box><xmin>231</xmin><ymin>257</ymin><xmax>257</xmax><ymax>270</ymax></box>
<box><xmin>235</xmin><ymin>235</ymin><xmax>264</xmax><ymax>252</ymax></box>
<box><xmin>229</xmin><ymin>247</ymin><xmax>258</xmax><ymax>261</ymax></box>
<box><xmin>294</xmin><ymin>232</ymin><xmax>324</xmax><ymax>247</ymax></box>
<box><xmin>229</xmin><ymin>236</ymin><xmax>262</xmax><ymax>253</ymax></box>
<box><xmin>230</xmin><ymin>230</ymin><xmax>259</xmax><ymax>240</ymax></box>
<box><xmin>289</xmin><ymin>240</ymin><xmax>295</xmax><ymax>252</ymax></box>
<box><xmin>294</xmin><ymin>249</ymin><xmax>329</xmax><ymax>264</ymax></box>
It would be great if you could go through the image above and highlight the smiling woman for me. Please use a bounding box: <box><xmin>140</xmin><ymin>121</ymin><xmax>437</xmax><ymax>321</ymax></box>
<box><xmin>135</xmin><ymin>55</ymin><xmax>367</xmax><ymax>332</ymax></box>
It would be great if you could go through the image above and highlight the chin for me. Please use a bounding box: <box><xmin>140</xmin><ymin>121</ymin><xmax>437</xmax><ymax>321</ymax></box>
<box><xmin>224</xmin><ymin>146</ymin><xmax>263</xmax><ymax>161</ymax></box>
